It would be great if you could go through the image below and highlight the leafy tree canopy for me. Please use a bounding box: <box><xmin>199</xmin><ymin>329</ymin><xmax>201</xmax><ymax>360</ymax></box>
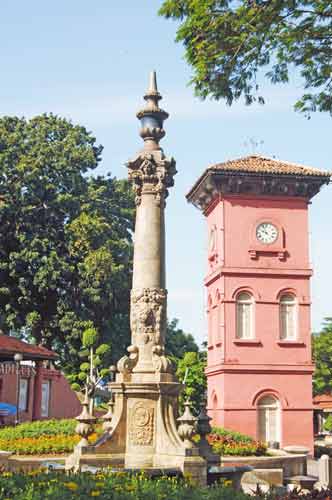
<box><xmin>165</xmin><ymin>318</ymin><xmax>199</xmax><ymax>359</ymax></box>
<box><xmin>0</xmin><ymin>114</ymin><xmax>135</xmax><ymax>378</ymax></box>
<box><xmin>312</xmin><ymin>317</ymin><xmax>332</xmax><ymax>395</ymax></box>
<box><xmin>159</xmin><ymin>0</ymin><xmax>332</xmax><ymax>116</ymax></box>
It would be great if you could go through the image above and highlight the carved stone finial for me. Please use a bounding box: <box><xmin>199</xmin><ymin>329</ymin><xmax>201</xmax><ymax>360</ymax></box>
<box><xmin>102</xmin><ymin>395</ymin><xmax>115</xmax><ymax>432</ymax></box>
<box><xmin>75</xmin><ymin>393</ymin><xmax>96</xmax><ymax>447</ymax></box>
<box><xmin>177</xmin><ymin>400</ymin><xmax>197</xmax><ymax>448</ymax></box>
<box><xmin>136</xmin><ymin>71</ymin><xmax>169</xmax><ymax>148</ymax></box>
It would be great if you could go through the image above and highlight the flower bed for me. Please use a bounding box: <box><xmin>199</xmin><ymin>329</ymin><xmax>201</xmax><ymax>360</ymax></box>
<box><xmin>0</xmin><ymin>419</ymin><xmax>77</xmax><ymax>440</ymax></box>
<box><xmin>0</xmin><ymin>470</ymin><xmax>251</xmax><ymax>500</ymax></box>
<box><xmin>209</xmin><ymin>427</ymin><xmax>267</xmax><ymax>457</ymax></box>
<box><xmin>0</xmin><ymin>420</ymin><xmax>267</xmax><ymax>457</ymax></box>
<box><xmin>0</xmin><ymin>420</ymin><xmax>99</xmax><ymax>455</ymax></box>
<box><xmin>0</xmin><ymin>434</ymin><xmax>99</xmax><ymax>455</ymax></box>
<box><xmin>0</xmin><ymin>470</ymin><xmax>329</xmax><ymax>499</ymax></box>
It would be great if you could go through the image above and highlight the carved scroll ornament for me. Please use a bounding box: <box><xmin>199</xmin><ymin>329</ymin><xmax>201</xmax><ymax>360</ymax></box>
<box><xmin>127</xmin><ymin>153</ymin><xmax>177</xmax><ymax>206</ymax></box>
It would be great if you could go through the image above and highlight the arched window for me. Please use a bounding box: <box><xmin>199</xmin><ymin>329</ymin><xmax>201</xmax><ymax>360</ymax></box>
<box><xmin>280</xmin><ymin>294</ymin><xmax>297</xmax><ymax>340</ymax></box>
<box><xmin>236</xmin><ymin>292</ymin><xmax>254</xmax><ymax>339</ymax></box>
<box><xmin>257</xmin><ymin>395</ymin><xmax>280</xmax><ymax>444</ymax></box>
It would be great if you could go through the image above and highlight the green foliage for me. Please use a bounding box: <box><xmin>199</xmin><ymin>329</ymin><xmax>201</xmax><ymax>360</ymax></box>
<box><xmin>211</xmin><ymin>427</ymin><xmax>256</xmax><ymax>443</ymax></box>
<box><xmin>82</xmin><ymin>328</ymin><xmax>99</xmax><ymax>348</ymax></box>
<box><xmin>324</xmin><ymin>415</ymin><xmax>332</xmax><ymax>433</ymax></box>
<box><xmin>0</xmin><ymin>434</ymin><xmax>81</xmax><ymax>455</ymax></box>
<box><xmin>176</xmin><ymin>350</ymin><xmax>207</xmax><ymax>414</ymax></box>
<box><xmin>0</xmin><ymin>114</ymin><xmax>135</xmax><ymax>379</ymax></box>
<box><xmin>166</xmin><ymin>318</ymin><xmax>199</xmax><ymax>359</ymax></box>
<box><xmin>164</xmin><ymin>319</ymin><xmax>203</xmax><ymax>413</ymax></box>
<box><xmin>0</xmin><ymin>419</ymin><xmax>77</xmax><ymax>439</ymax></box>
<box><xmin>312</xmin><ymin>317</ymin><xmax>332</xmax><ymax>395</ymax></box>
<box><xmin>209</xmin><ymin>427</ymin><xmax>267</xmax><ymax>456</ymax></box>
<box><xmin>159</xmin><ymin>0</ymin><xmax>332</xmax><ymax>116</ymax></box>
<box><xmin>79</xmin><ymin>362</ymin><xmax>90</xmax><ymax>373</ymax></box>
<box><xmin>0</xmin><ymin>470</ymin><xmax>258</xmax><ymax>499</ymax></box>
<box><xmin>0</xmin><ymin>419</ymin><xmax>102</xmax><ymax>455</ymax></box>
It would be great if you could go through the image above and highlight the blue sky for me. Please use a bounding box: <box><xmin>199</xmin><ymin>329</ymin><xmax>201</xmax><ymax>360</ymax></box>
<box><xmin>0</xmin><ymin>1</ymin><xmax>331</xmax><ymax>343</ymax></box>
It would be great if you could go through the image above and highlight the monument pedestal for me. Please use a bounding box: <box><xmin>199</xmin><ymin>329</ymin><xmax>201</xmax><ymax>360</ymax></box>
<box><xmin>67</xmin><ymin>371</ymin><xmax>207</xmax><ymax>484</ymax></box>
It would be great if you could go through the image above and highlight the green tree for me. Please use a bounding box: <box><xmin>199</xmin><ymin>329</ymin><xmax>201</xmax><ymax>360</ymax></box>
<box><xmin>176</xmin><ymin>350</ymin><xmax>207</xmax><ymax>414</ymax></box>
<box><xmin>159</xmin><ymin>0</ymin><xmax>332</xmax><ymax>116</ymax></box>
<box><xmin>0</xmin><ymin>114</ymin><xmax>135</xmax><ymax>377</ymax></box>
<box><xmin>165</xmin><ymin>318</ymin><xmax>199</xmax><ymax>359</ymax></box>
<box><xmin>312</xmin><ymin>317</ymin><xmax>332</xmax><ymax>395</ymax></box>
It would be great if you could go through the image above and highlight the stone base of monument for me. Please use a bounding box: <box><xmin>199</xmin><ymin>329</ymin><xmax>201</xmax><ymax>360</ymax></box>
<box><xmin>65</xmin><ymin>375</ymin><xmax>208</xmax><ymax>485</ymax></box>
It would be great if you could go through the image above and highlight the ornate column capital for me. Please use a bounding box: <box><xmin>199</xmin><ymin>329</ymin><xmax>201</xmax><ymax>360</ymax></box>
<box><xmin>127</xmin><ymin>151</ymin><xmax>176</xmax><ymax>206</ymax></box>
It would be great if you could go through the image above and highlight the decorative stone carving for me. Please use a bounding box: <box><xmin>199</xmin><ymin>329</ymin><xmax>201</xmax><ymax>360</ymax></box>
<box><xmin>102</xmin><ymin>396</ymin><xmax>115</xmax><ymax>432</ymax></box>
<box><xmin>117</xmin><ymin>344</ymin><xmax>139</xmax><ymax>374</ymax></box>
<box><xmin>152</xmin><ymin>344</ymin><xmax>173</xmax><ymax>373</ymax></box>
<box><xmin>177</xmin><ymin>400</ymin><xmax>197</xmax><ymax>449</ymax></box>
<box><xmin>130</xmin><ymin>287</ymin><xmax>167</xmax><ymax>346</ymax></box>
<box><xmin>129</xmin><ymin>402</ymin><xmax>154</xmax><ymax>446</ymax></box>
<box><xmin>75</xmin><ymin>394</ymin><xmax>96</xmax><ymax>447</ymax></box>
<box><xmin>127</xmin><ymin>152</ymin><xmax>177</xmax><ymax>206</ymax></box>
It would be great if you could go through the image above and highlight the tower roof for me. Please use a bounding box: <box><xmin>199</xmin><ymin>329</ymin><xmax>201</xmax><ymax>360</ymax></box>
<box><xmin>208</xmin><ymin>154</ymin><xmax>330</xmax><ymax>177</ymax></box>
<box><xmin>187</xmin><ymin>154</ymin><xmax>331</xmax><ymax>211</ymax></box>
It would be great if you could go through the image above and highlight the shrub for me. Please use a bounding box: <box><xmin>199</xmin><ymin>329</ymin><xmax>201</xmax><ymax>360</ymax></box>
<box><xmin>208</xmin><ymin>427</ymin><xmax>267</xmax><ymax>457</ymax></box>
<box><xmin>0</xmin><ymin>419</ymin><xmax>77</xmax><ymax>440</ymax></box>
<box><xmin>0</xmin><ymin>470</ymin><xmax>330</xmax><ymax>499</ymax></box>
<box><xmin>0</xmin><ymin>419</ymin><xmax>103</xmax><ymax>455</ymax></box>
<box><xmin>0</xmin><ymin>470</ymin><xmax>253</xmax><ymax>499</ymax></box>
<box><xmin>0</xmin><ymin>433</ymin><xmax>99</xmax><ymax>455</ymax></box>
<box><xmin>323</xmin><ymin>415</ymin><xmax>332</xmax><ymax>433</ymax></box>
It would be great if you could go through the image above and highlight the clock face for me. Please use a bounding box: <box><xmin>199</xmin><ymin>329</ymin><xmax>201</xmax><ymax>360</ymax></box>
<box><xmin>256</xmin><ymin>222</ymin><xmax>278</xmax><ymax>244</ymax></box>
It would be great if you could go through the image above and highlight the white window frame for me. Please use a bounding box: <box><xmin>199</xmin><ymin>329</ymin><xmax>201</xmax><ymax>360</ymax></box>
<box><xmin>236</xmin><ymin>292</ymin><xmax>254</xmax><ymax>339</ymax></box>
<box><xmin>257</xmin><ymin>395</ymin><xmax>281</xmax><ymax>444</ymax></box>
<box><xmin>41</xmin><ymin>380</ymin><xmax>51</xmax><ymax>418</ymax></box>
<box><xmin>279</xmin><ymin>294</ymin><xmax>297</xmax><ymax>340</ymax></box>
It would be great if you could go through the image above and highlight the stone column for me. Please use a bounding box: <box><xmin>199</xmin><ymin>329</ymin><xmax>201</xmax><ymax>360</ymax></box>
<box><xmin>66</xmin><ymin>74</ymin><xmax>207</xmax><ymax>484</ymax></box>
<box><xmin>117</xmin><ymin>71</ymin><xmax>176</xmax><ymax>376</ymax></box>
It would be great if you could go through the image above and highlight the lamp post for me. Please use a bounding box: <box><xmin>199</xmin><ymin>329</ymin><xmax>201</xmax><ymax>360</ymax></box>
<box><xmin>14</xmin><ymin>352</ymin><xmax>23</xmax><ymax>425</ymax></box>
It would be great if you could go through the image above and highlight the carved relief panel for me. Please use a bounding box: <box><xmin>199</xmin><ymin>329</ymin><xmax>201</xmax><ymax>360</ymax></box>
<box><xmin>128</xmin><ymin>401</ymin><xmax>154</xmax><ymax>446</ymax></box>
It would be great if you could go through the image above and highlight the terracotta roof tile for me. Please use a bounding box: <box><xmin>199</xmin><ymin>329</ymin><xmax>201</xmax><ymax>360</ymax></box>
<box><xmin>0</xmin><ymin>334</ymin><xmax>57</xmax><ymax>360</ymax></box>
<box><xmin>209</xmin><ymin>155</ymin><xmax>331</xmax><ymax>177</ymax></box>
<box><xmin>313</xmin><ymin>394</ymin><xmax>332</xmax><ymax>403</ymax></box>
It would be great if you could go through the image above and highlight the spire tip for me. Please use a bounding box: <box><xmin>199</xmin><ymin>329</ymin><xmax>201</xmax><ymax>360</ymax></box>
<box><xmin>147</xmin><ymin>70</ymin><xmax>158</xmax><ymax>94</ymax></box>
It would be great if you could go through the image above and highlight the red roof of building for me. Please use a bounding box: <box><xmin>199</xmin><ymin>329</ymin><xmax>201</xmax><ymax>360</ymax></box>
<box><xmin>209</xmin><ymin>155</ymin><xmax>331</xmax><ymax>177</ymax></box>
<box><xmin>186</xmin><ymin>154</ymin><xmax>331</xmax><ymax>202</ymax></box>
<box><xmin>0</xmin><ymin>334</ymin><xmax>58</xmax><ymax>361</ymax></box>
<box><xmin>313</xmin><ymin>394</ymin><xmax>332</xmax><ymax>409</ymax></box>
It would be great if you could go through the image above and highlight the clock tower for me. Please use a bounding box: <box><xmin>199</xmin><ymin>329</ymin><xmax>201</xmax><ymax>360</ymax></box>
<box><xmin>187</xmin><ymin>155</ymin><xmax>330</xmax><ymax>450</ymax></box>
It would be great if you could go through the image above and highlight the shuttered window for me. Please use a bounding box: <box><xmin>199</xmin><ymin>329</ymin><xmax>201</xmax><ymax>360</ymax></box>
<box><xmin>236</xmin><ymin>292</ymin><xmax>254</xmax><ymax>339</ymax></box>
<box><xmin>280</xmin><ymin>294</ymin><xmax>297</xmax><ymax>340</ymax></box>
<box><xmin>257</xmin><ymin>395</ymin><xmax>280</xmax><ymax>444</ymax></box>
